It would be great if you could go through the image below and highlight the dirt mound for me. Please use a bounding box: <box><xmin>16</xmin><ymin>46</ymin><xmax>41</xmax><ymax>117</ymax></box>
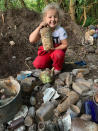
<box><xmin>0</xmin><ymin>9</ymin><xmax>84</xmax><ymax>78</ymax></box>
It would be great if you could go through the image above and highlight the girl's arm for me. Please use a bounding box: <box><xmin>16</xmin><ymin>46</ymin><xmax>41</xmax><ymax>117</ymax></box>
<box><xmin>29</xmin><ymin>26</ymin><xmax>41</xmax><ymax>44</ymax></box>
<box><xmin>55</xmin><ymin>39</ymin><xmax>68</xmax><ymax>50</ymax></box>
<box><xmin>29</xmin><ymin>21</ymin><xmax>47</xmax><ymax>44</ymax></box>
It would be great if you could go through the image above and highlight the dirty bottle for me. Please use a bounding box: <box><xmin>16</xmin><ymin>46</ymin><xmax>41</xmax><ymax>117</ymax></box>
<box><xmin>7</xmin><ymin>117</ymin><xmax>24</xmax><ymax>130</ymax></box>
<box><xmin>40</xmin><ymin>26</ymin><xmax>53</xmax><ymax>51</ymax></box>
<box><xmin>36</xmin><ymin>100</ymin><xmax>58</xmax><ymax>121</ymax></box>
<box><xmin>55</xmin><ymin>91</ymin><xmax>79</xmax><ymax>116</ymax></box>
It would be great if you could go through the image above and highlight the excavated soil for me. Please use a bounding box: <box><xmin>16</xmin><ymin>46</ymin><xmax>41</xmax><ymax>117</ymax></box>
<box><xmin>0</xmin><ymin>8</ymin><xmax>98</xmax><ymax>79</ymax></box>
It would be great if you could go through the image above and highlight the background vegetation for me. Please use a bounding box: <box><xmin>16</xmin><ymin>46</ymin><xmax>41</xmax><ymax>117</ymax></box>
<box><xmin>0</xmin><ymin>0</ymin><xmax>98</xmax><ymax>26</ymax></box>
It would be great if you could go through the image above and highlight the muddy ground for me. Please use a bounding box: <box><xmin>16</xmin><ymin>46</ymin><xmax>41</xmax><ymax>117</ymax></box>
<box><xmin>0</xmin><ymin>8</ymin><xmax>98</xmax><ymax>79</ymax></box>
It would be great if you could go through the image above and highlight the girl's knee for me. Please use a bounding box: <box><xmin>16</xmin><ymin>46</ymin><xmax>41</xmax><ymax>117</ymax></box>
<box><xmin>33</xmin><ymin>55</ymin><xmax>51</xmax><ymax>69</ymax></box>
<box><xmin>52</xmin><ymin>50</ymin><xmax>65</xmax><ymax>59</ymax></box>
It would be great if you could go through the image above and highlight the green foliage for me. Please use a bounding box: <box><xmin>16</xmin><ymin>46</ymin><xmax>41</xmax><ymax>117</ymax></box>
<box><xmin>11</xmin><ymin>0</ymin><xmax>22</xmax><ymax>9</ymax></box>
<box><xmin>0</xmin><ymin>0</ymin><xmax>6</xmax><ymax>11</ymax></box>
<box><xmin>0</xmin><ymin>0</ymin><xmax>22</xmax><ymax>10</ymax></box>
<box><xmin>24</xmin><ymin>0</ymin><xmax>36</xmax><ymax>10</ymax></box>
<box><xmin>0</xmin><ymin>0</ymin><xmax>97</xmax><ymax>26</ymax></box>
<box><xmin>84</xmin><ymin>16</ymin><xmax>95</xmax><ymax>27</ymax></box>
<box><xmin>80</xmin><ymin>16</ymin><xmax>95</xmax><ymax>27</ymax></box>
<box><xmin>23</xmin><ymin>0</ymin><xmax>45</xmax><ymax>12</ymax></box>
<box><xmin>75</xmin><ymin>0</ymin><xmax>98</xmax><ymax>26</ymax></box>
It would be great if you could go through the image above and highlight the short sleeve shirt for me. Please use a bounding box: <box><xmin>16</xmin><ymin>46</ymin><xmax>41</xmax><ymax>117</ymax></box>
<box><xmin>52</xmin><ymin>26</ymin><xmax>68</xmax><ymax>44</ymax></box>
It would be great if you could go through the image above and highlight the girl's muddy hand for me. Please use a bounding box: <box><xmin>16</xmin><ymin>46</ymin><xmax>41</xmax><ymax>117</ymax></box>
<box><xmin>50</xmin><ymin>48</ymin><xmax>55</xmax><ymax>50</ymax></box>
<box><xmin>48</xmin><ymin>48</ymin><xmax>55</xmax><ymax>53</ymax></box>
<box><xmin>39</xmin><ymin>21</ymin><xmax>48</xmax><ymax>29</ymax></box>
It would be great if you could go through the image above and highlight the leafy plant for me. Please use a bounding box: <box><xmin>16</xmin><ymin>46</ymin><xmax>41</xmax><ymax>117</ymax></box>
<box><xmin>0</xmin><ymin>0</ymin><xmax>97</xmax><ymax>26</ymax></box>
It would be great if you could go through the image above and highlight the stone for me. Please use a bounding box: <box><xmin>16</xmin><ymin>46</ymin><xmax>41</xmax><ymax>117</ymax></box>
<box><xmin>12</xmin><ymin>56</ymin><xmax>16</xmax><ymax>59</ymax></box>
<box><xmin>25</xmin><ymin>57</ymin><xmax>32</xmax><ymax>61</ymax></box>
<box><xmin>20</xmin><ymin>71</ymin><xmax>32</xmax><ymax>75</ymax></box>
<box><xmin>30</xmin><ymin>96</ymin><xmax>36</xmax><ymax>106</ymax></box>
<box><xmin>89</xmin><ymin>63</ymin><xmax>97</xmax><ymax>70</ymax></box>
<box><xmin>86</xmin><ymin>46</ymin><xmax>95</xmax><ymax>53</ymax></box>
<box><xmin>9</xmin><ymin>40</ymin><xmax>15</xmax><ymax>46</ymax></box>
<box><xmin>86</xmin><ymin>54</ymin><xmax>98</xmax><ymax>63</ymax></box>
<box><xmin>66</xmin><ymin>48</ymin><xmax>76</xmax><ymax>58</ymax></box>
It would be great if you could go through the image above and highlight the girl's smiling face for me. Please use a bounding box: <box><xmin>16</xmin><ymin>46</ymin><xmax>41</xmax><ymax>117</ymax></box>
<box><xmin>44</xmin><ymin>9</ymin><xmax>59</xmax><ymax>29</ymax></box>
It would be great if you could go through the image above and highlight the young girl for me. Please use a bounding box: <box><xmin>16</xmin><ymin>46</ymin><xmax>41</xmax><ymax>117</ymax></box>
<box><xmin>29</xmin><ymin>3</ymin><xmax>68</xmax><ymax>75</ymax></box>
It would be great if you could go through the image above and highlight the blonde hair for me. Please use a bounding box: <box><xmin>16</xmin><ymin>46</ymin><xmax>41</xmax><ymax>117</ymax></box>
<box><xmin>42</xmin><ymin>2</ymin><xmax>64</xmax><ymax>23</ymax></box>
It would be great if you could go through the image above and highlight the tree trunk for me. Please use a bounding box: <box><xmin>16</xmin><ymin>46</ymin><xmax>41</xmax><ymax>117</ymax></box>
<box><xmin>82</xmin><ymin>6</ymin><xmax>87</xmax><ymax>27</ymax></box>
<box><xmin>69</xmin><ymin>0</ymin><xmax>76</xmax><ymax>22</ymax></box>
